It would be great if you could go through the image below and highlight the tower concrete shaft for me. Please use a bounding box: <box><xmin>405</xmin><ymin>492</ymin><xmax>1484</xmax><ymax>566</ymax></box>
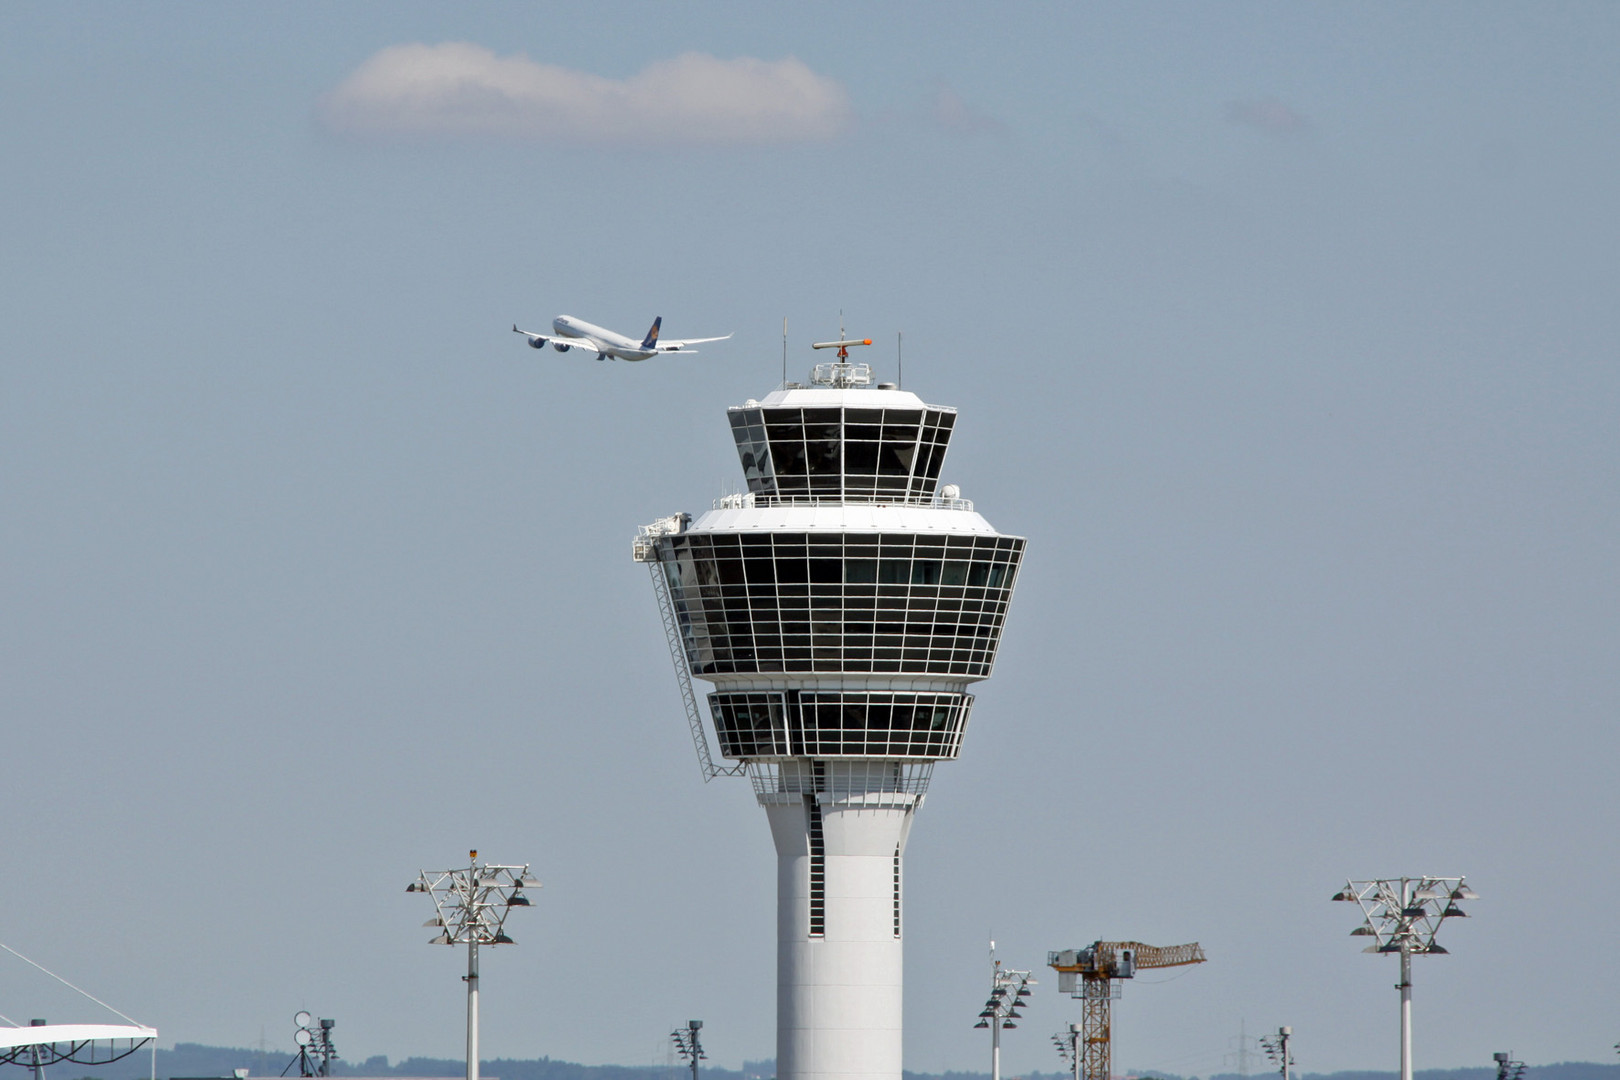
<box><xmin>638</xmin><ymin>359</ymin><xmax>1024</xmax><ymax>1080</ymax></box>
<box><xmin>767</xmin><ymin>785</ymin><xmax>913</xmax><ymax>1080</ymax></box>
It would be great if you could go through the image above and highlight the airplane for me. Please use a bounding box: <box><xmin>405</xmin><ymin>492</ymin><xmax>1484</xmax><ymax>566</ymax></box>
<box><xmin>512</xmin><ymin>315</ymin><xmax>731</xmax><ymax>361</ymax></box>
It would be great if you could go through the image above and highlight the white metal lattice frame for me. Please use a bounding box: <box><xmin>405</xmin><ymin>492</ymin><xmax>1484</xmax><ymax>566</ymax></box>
<box><xmin>1335</xmin><ymin>876</ymin><xmax>1476</xmax><ymax>955</ymax></box>
<box><xmin>410</xmin><ymin>863</ymin><xmax>541</xmax><ymax>945</ymax></box>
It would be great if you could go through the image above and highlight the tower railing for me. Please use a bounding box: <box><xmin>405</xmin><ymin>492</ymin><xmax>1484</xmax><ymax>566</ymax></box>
<box><xmin>748</xmin><ymin>760</ymin><xmax>933</xmax><ymax>801</ymax></box>
<box><xmin>810</xmin><ymin>362</ymin><xmax>873</xmax><ymax>387</ymax></box>
<box><xmin>714</xmin><ymin>492</ymin><xmax>974</xmax><ymax>511</ymax></box>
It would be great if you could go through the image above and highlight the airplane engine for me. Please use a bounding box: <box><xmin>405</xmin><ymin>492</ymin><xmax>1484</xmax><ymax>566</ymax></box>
<box><xmin>553</xmin><ymin>342</ymin><xmax>572</xmax><ymax>352</ymax></box>
<box><xmin>527</xmin><ymin>337</ymin><xmax>547</xmax><ymax>349</ymax></box>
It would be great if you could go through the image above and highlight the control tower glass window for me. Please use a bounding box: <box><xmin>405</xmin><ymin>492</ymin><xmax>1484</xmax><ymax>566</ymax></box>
<box><xmin>708</xmin><ymin>690</ymin><xmax>976</xmax><ymax>761</ymax></box>
<box><xmin>658</xmin><ymin>531</ymin><xmax>1024</xmax><ymax>678</ymax></box>
<box><xmin>729</xmin><ymin>406</ymin><xmax>957</xmax><ymax>499</ymax></box>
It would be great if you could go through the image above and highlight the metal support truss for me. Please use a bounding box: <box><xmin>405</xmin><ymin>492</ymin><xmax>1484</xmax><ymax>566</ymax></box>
<box><xmin>1080</xmin><ymin>978</ymin><xmax>1114</xmax><ymax>1080</ymax></box>
<box><xmin>0</xmin><ymin>1033</ymin><xmax>154</xmax><ymax>1069</ymax></box>
<box><xmin>643</xmin><ymin>558</ymin><xmax>743</xmax><ymax>782</ymax></box>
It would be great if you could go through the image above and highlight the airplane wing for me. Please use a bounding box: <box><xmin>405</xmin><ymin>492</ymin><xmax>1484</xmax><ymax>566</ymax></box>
<box><xmin>659</xmin><ymin>333</ymin><xmax>733</xmax><ymax>350</ymax></box>
<box><xmin>513</xmin><ymin>325</ymin><xmax>601</xmax><ymax>355</ymax></box>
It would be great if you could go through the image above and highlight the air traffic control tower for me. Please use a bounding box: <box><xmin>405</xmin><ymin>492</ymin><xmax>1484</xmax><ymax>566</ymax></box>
<box><xmin>634</xmin><ymin>348</ymin><xmax>1025</xmax><ymax>1080</ymax></box>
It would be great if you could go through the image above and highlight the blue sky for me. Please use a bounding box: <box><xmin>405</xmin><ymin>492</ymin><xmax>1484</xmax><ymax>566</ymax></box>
<box><xmin>2</xmin><ymin>2</ymin><xmax>1618</xmax><ymax>1075</ymax></box>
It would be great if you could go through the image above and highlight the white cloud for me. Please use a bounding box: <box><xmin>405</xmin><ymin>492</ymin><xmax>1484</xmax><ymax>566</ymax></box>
<box><xmin>321</xmin><ymin>43</ymin><xmax>852</xmax><ymax>145</ymax></box>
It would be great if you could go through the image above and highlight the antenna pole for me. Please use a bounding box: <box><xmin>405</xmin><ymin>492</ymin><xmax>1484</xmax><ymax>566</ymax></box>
<box><xmin>898</xmin><ymin>331</ymin><xmax>903</xmax><ymax>389</ymax></box>
<box><xmin>466</xmin><ymin>853</ymin><xmax>480</xmax><ymax>1080</ymax></box>
<box><xmin>782</xmin><ymin>318</ymin><xmax>787</xmax><ymax>386</ymax></box>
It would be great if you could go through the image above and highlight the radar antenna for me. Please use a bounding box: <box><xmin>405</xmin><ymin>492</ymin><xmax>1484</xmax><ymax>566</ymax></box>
<box><xmin>810</xmin><ymin>311</ymin><xmax>872</xmax><ymax>360</ymax></box>
<box><xmin>810</xmin><ymin>316</ymin><xmax>875</xmax><ymax>387</ymax></box>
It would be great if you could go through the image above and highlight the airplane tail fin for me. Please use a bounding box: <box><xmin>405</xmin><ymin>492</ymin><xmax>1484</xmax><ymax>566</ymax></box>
<box><xmin>640</xmin><ymin>316</ymin><xmax>663</xmax><ymax>350</ymax></box>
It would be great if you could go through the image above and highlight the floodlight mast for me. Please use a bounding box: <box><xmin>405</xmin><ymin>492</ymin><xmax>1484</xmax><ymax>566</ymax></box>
<box><xmin>1051</xmin><ymin>1023</ymin><xmax>1080</xmax><ymax>1080</ymax></box>
<box><xmin>1259</xmin><ymin>1027</ymin><xmax>1292</xmax><ymax>1080</ymax></box>
<box><xmin>973</xmin><ymin>947</ymin><xmax>1034</xmax><ymax>1080</ymax></box>
<box><xmin>671</xmin><ymin>1021</ymin><xmax>706</xmax><ymax>1080</ymax></box>
<box><xmin>1492</xmin><ymin>1052</ymin><xmax>1525</xmax><ymax>1080</ymax></box>
<box><xmin>1332</xmin><ymin>876</ymin><xmax>1475</xmax><ymax>1080</ymax></box>
<box><xmin>408</xmin><ymin>850</ymin><xmax>541</xmax><ymax>1080</ymax></box>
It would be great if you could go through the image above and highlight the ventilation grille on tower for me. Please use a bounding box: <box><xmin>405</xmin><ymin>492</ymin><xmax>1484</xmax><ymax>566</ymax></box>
<box><xmin>893</xmin><ymin>845</ymin><xmax>902</xmax><ymax>939</ymax></box>
<box><xmin>808</xmin><ymin>794</ymin><xmax>825</xmax><ymax>937</ymax></box>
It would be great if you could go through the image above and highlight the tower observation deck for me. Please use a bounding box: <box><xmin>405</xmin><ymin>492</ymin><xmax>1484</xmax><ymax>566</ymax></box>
<box><xmin>634</xmin><ymin>358</ymin><xmax>1025</xmax><ymax>1080</ymax></box>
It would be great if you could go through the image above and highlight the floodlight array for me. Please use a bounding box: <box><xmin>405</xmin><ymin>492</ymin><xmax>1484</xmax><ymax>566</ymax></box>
<box><xmin>1051</xmin><ymin>1023</ymin><xmax>1081</xmax><ymax>1080</ymax></box>
<box><xmin>671</xmin><ymin>1020</ymin><xmax>706</xmax><ymax>1080</ymax></box>
<box><xmin>1332</xmin><ymin>876</ymin><xmax>1476</xmax><ymax>1080</ymax></box>
<box><xmin>408</xmin><ymin>856</ymin><xmax>541</xmax><ymax>946</ymax></box>
<box><xmin>1493</xmin><ymin>1052</ymin><xmax>1526</xmax><ymax>1080</ymax></box>
<box><xmin>973</xmin><ymin>951</ymin><xmax>1035</xmax><ymax>1080</ymax></box>
<box><xmin>1259</xmin><ymin>1027</ymin><xmax>1293</xmax><ymax>1080</ymax></box>
<box><xmin>407</xmin><ymin>851</ymin><xmax>541</xmax><ymax>1080</ymax></box>
<box><xmin>1332</xmin><ymin>876</ymin><xmax>1476</xmax><ymax>956</ymax></box>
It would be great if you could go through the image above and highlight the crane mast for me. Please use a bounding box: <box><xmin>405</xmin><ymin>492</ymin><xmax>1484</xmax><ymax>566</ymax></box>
<box><xmin>1049</xmin><ymin>941</ymin><xmax>1206</xmax><ymax>1080</ymax></box>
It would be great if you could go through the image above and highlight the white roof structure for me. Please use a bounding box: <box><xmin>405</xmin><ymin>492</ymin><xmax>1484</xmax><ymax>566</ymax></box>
<box><xmin>0</xmin><ymin>1023</ymin><xmax>156</xmax><ymax>1068</ymax></box>
<box><xmin>746</xmin><ymin>386</ymin><xmax>934</xmax><ymax>410</ymax></box>
<box><xmin>692</xmin><ymin>501</ymin><xmax>999</xmax><ymax>536</ymax></box>
<box><xmin>0</xmin><ymin>1024</ymin><xmax>156</xmax><ymax>1050</ymax></box>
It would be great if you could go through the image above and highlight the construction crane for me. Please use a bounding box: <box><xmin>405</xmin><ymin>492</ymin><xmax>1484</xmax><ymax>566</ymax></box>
<box><xmin>1048</xmin><ymin>941</ymin><xmax>1206</xmax><ymax>1080</ymax></box>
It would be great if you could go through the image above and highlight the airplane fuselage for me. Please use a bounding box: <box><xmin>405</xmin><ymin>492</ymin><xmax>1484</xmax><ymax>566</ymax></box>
<box><xmin>551</xmin><ymin>315</ymin><xmax>659</xmax><ymax>361</ymax></box>
<box><xmin>513</xmin><ymin>313</ymin><xmax>729</xmax><ymax>361</ymax></box>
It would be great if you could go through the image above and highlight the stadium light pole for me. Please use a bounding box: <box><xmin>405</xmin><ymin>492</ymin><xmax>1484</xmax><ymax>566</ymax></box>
<box><xmin>1259</xmin><ymin>1027</ymin><xmax>1292</xmax><ymax>1080</ymax></box>
<box><xmin>1051</xmin><ymin>1023</ymin><xmax>1080</xmax><ymax>1080</ymax></box>
<box><xmin>1333</xmin><ymin>876</ymin><xmax>1475</xmax><ymax>1080</ymax></box>
<box><xmin>973</xmin><ymin>946</ymin><xmax>1034</xmax><ymax>1080</ymax></box>
<box><xmin>671</xmin><ymin>1020</ymin><xmax>706</xmax><ymax>1080</ymax></box>
<box><xmin>408</xmin><ymin>850</ymin><xmax>541</xmax><ymax>1080</ymax></box>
